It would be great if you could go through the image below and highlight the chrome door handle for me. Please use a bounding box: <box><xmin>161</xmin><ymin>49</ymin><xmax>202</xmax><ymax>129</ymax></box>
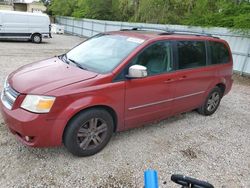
<box><xmin>179</xmin><ymin>75</ymin><xmax>187</xmax><ymax>80</ymax></box>
<box><xmin>164</xmin><ymin>78</ymin><xmax>175</xmax><ymax>83</ymax></box>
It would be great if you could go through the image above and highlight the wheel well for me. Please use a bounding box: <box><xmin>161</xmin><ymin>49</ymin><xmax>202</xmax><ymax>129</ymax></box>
<box><xmin>62</xmin><ymin>105</ymin><xmax>118</xmax><ymax>143</ymax></box>
<box><xmin>31</xmin><ymin>33</ymin><xmax>41</xmax><ymax>38</ymax></box>
<box><xmin>216</xmin><ymin>83</ymin><xmax>226</xmax><ymax>95</ymax></box>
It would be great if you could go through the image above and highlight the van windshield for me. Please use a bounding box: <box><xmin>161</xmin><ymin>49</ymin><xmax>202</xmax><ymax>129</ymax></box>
<box><xmin>66</xmin><ymin>34</ymin><xmax>144</xmax><ymax>73</ymax></box>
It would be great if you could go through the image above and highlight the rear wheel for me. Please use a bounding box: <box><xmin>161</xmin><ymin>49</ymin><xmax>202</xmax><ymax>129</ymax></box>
<box><xmin>31</xmin><ymin>33</ymin><xmax>42</xmax><ymax>43</ymax></box>
<box><xmin>63</xmin><ymin>108</ymin><xmax>114</xmax><ymax>157</ymax></box>
<box><xmin>198</xmin><ymin>87</ymin><xmax>222</xmax><ymax>116</ymax></box>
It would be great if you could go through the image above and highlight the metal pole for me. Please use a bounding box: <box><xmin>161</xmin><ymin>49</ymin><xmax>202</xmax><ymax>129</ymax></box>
<box><xmin>91</xmin><ymin>21</ymin><xmax>94</xmax><ymax>37</ymax></box>
<box><xmin>72</xmin><ymin>18</ymin><xmax>74</xmax><ymax>35</ymax></box>
<box><xmin>240</xmin><ymin>44</ymin><xmax>250</xmax><ymax>76</ymax></box>
<box><xmin>66</xmin><ymin>17</ymin><xmax>68</xmax><ymax>34</ymax></box>
<box><xmin>81</xmin><ymin>19</ymin><xmax>83</xmax><ymax>37</ymax></box>
<box><xmin>104</xmin><ymin>22</ymin><xmax>107</xmax><ymax>32</ymax></box>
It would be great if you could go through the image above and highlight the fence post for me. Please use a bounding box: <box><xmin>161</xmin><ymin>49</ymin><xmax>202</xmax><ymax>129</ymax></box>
<box><xmin>81</xmin><ymin>19</ymin><xmax>83</xmax><ymax>37</ymax></box>
<box><xmin>66</xmin><ymin>17</ymin><xmax>68</xmax><ymax>34</ymax></box>
<box><xmin>104</xmin><ymin>22</ymin><xmax>107</xmax><ymax>32</ymax></box>
<box><xmin>72</xmin><ymin>18</ymin><xmax>75</xmax><ymax>35</ymax></box>
<box><xmin>91</xmin><ymin>21</ymin><xmax>94</xmax><ymax>37</ymax></box>
<box><xmin>240</xmin><ymin>44</ymin><xmax>250</xmax><ymax>76</ymax></box>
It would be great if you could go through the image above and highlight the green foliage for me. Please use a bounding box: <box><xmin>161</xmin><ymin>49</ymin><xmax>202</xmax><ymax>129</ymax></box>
<box><xmin>114</xmin><ymin>0</ymin><xmax>136</xmax><ymax>21</ymax></box>
<box><xmin>49</xmin><ymin>0</ymin><xmax>78</xmax><ymax>16</ymax></box>
<box><xmin>49</xmin><ymin>0</ymin><xmax>250</xmax><ymax>30</ymax></box>
<box><xmin>72</xmin><ymin>0</ymin><xmax>113</xmax><ymax>19</ymax></box>
<box><xmin>183</xmin><ymin>0</ymin><xmax>250</xmax><ymax>32</ymax></box>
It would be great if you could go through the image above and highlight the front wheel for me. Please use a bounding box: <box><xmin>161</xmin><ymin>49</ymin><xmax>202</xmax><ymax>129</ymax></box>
<box><xmin>63</xmin><ymin>109</ymin><xmax>114</xmax><ymax>157</ymax></box>
<box><xmin>198</xmin><ymin>87</ymin><xmax>222</xmax><ymax>116</ymax></box>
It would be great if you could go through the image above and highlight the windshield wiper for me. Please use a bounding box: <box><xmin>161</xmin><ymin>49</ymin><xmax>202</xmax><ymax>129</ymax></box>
<box><xmin>60</xmin><ymin>54</ymin><xmax>87</xmax><ymax>70</ymax></box>
<box><xmin>58</xmin><ymin>54</ymin><xmax>69</xmax><ymax>64</ymax></box>
<box><xmin>67</xmin><ymin>58</ymin><xmax>88</xmax><ymax>70</ymax></box>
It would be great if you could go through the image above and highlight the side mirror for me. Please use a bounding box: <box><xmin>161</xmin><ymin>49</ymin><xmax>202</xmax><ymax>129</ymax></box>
<box><xmin>127</xmin><ymin>65</ymin><xmax>148</xmax><ymax>79</ymax></box>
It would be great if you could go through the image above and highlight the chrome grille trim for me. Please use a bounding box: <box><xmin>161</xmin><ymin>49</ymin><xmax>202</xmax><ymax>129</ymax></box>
<box><xmin>5</xmin><ymin>91</ymin><xmax>16</xmax><ymax>102</ymax></box>
<box><xmin>1</xmin><ymin>83</ymin><xmax>20</xmax><ymax>110</ymax></box>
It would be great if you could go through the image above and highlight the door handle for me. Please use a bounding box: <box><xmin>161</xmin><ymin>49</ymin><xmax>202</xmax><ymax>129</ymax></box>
<box><xmin>178</xmin><ymin>75</ymin><xmax>187</xmax><ymax>80</ymax></box>
<box><xmin>164</xmin><ymin>78</ymin><xmax>175</xmax><ymax>83</ymax></box>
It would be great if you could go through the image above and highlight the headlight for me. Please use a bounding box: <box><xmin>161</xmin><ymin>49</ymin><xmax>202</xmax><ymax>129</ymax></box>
<box><xmin>21</xmin><ymin>95</ymin><xmax>56</xmax><ymax>113</ymax></box>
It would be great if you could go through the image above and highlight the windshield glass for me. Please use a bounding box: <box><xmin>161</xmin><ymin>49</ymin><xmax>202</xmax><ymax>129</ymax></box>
<box><xmin>66</xmin><ymin>34</ymin><xmax>144</xmax><ymax>73</ymax></box>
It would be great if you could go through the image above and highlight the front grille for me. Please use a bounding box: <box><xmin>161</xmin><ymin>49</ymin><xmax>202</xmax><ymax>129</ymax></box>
<box><xmin>1</xmin><ymin>83</ymin><xmax>20</xmax><ymax>110</ymax></box>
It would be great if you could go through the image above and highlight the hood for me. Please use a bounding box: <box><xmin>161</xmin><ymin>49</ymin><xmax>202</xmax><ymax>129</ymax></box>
<box><xmin>8</xmin><ymin>57</ymin><xmax>98</xmax><ymax>94</ymax></box>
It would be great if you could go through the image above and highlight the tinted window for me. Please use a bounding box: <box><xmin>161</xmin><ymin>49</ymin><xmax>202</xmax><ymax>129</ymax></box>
<box><xmin>177</xmin><ymin>41</ymin><xmax>206</xmax><ymax>69</ymax></box>
<box><xmin>132</xmin><ymin>41</ymin><xmax>173</xmax><ymax>75</ymax></box>
<box><xmin>209</xmin><ymin>42</ymin><xmax>230</xmax><ymax>64</ymax></box>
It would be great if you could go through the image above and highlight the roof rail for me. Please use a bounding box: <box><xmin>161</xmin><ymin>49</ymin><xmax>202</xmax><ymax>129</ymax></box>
<box><xmin>159</xmin><ymin>30</ymin><xmax>213</xmax><ymax>37</ymax></box>
<box><xmin>120</xmin><ymin>27</ymin><xmax>218</xmax><ymax>38</ymax></box>
<box><xmin>120</xmin><ymin>27</ymin><xmax>169</xmax><ymax>33</ymax></box>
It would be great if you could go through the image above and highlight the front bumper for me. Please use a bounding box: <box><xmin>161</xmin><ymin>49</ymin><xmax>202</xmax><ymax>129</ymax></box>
<box><xmin>0</xmin><ymin>100</ymin><xmax>64</xmax><ymax>147</ymax></box>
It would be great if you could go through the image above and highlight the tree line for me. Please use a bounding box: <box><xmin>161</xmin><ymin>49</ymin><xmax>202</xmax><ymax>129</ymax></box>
<box><xmin>47</xmin><ymin>0</ymin><xmax>250</xmax><ymax>30</ymax></box>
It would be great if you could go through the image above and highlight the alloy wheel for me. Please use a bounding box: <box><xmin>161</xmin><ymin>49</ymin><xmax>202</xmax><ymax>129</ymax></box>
<box><xmin>207</xmin><ymin>91</ymin><xmax>220</xmax><ymax>112</ymax></box>
<box><xmin>77</xmin><ymin>118</ymin><xmax>108</xmax><ymax>150</ymax></box>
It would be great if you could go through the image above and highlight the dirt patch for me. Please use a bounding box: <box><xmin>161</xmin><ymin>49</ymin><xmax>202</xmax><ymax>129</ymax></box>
<box><xmin>181</xmin><ymin>148</ymin><xmax>198</xmax><ymax>159</ymax></box>
<box><xmin>97</xmin><ymin>174</ymin><xmax>134</xmax><ymax>188</ymax></box>
<box><xmin>233</xmin><ymin>74</ymin><xmax>250</xmax><ymax>86</ymax></box>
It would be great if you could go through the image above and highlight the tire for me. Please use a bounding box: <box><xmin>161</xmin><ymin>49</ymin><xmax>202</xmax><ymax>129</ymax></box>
<box><xmin>198</xmin><ymin>86</ymin><xmax>222</xmax><ymax>116</ymax></box>
<box><xmin>31</xmin><ymin>34</ymin><xmax>42</xmax><ymax>43</ymax></box>
<box><xmin>63</xmin><ymin>108</ymin><xmax>114</xmax><ymax>157</ymax></box>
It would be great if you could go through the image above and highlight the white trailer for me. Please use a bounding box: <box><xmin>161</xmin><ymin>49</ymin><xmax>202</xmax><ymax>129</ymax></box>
<box><xmin>0</xmin><ymin>10</ymin><xmax>51</xmax><ymax>43</ymax></box>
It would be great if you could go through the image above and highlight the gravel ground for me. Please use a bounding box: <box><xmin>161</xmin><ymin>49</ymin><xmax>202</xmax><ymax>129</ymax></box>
<box><xmin>0</xmin><ymin>34</ymin><xmax>250</xmax><ymax>188</ymax></box>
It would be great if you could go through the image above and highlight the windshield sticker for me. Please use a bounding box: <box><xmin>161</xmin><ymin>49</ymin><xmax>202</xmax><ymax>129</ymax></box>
<box><xmin>127</xmin><ymin>37</ymin><xmax>145</xmax><ymax>44</ymax></box>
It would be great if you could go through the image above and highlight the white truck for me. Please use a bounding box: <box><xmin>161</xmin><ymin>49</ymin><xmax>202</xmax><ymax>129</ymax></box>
<box><xmin>0</xmin><ymin>10</ymin><xmax>51</xmax><ymax>43</ymax></box>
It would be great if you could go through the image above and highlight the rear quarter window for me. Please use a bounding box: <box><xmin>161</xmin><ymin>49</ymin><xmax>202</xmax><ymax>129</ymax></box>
<box><xmin>177</xmin><ymin>41</ymin><xmax>206</xmax><ymax>70</ymax></box>
<box><xmin>209</xmin><ymin>41</ymin><xmax>230</xmax><ymax>64</ymax></box>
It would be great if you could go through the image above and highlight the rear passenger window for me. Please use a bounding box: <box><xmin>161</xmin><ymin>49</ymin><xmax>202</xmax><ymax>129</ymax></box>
<box><xmin>177</xmin><ymin>41</ymin><xmax>206</xmax><ymax>69</ymax></box>
<box><xmin>209</xmin><ymin>42</ymin><xmax>230</xmax><ymax>64</ymax></box>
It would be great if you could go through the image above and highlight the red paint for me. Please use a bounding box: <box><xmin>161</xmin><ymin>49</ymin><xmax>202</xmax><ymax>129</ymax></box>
<box><xmin>0</xmin><ymin>31</ymin><xmax>233</xmax><ymax>147</ymax></box>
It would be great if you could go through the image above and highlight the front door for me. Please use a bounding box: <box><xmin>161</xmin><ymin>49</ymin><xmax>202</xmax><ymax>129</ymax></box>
<box><xmin>124</xmin><ymin>41</ymin><xmax>176</xmax><ymax>129</ymax></box>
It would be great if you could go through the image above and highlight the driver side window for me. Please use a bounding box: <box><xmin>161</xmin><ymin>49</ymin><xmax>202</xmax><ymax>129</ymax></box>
<box><xmin>132</xmin><ymin>41</ymin><xmax>173</xmax><ymax>76</ymax></box>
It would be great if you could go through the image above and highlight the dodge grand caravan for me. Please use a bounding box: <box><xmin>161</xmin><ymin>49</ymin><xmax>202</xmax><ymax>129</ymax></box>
<box><xmin>0</xmin><ymin>29</ymin><xmax>233</xmax><ymax>156</ymax></box>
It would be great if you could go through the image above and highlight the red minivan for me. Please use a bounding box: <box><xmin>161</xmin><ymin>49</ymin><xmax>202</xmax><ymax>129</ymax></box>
<box><xmin>0</xmin><ymin>29</ymin><xmax>233</xmax><ymax>156</ymax></box>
